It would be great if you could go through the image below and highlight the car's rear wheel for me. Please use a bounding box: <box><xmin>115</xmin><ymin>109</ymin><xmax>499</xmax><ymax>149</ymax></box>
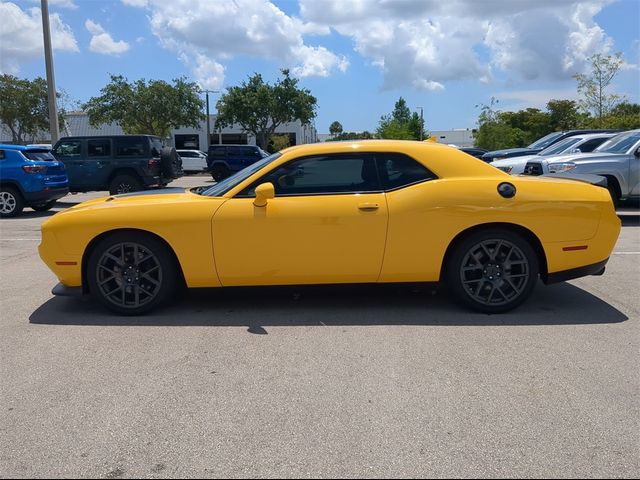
<box><xmin>31</xmin><ymin>200</ymin><xmax>57</xmax><ymax>212</ymax></box>
<box><xmin>87</xmin><ymin>232</ymin><xmax>178</xmax><ymax>315</ymax></box>
<box><xmin>109</xmin><ymin>174</ymin><xmax>142</xmax><ymax>195</ymax></box>
<box><xmin>0</xmin><ymin>187</ymin><xmax>24</xmax><ymax>218</ymax></box>
<box><xmin>210</xmin><ymin>164</ymin><xmax>230</xmax><ymax>182</ymax></box>
<box><xmin>446</xmin><ymin>229</ymin><xmax>539</xmax><ymax>313</ymax></box>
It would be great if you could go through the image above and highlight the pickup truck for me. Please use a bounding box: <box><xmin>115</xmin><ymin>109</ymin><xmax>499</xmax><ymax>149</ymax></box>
<box><xmin>522</xmin><ymin>129</ymin><xmax>640</xmax><ymax>206</ymax></box>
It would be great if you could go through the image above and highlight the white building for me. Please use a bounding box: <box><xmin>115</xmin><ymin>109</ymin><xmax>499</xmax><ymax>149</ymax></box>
<box><xmin>429</xmin><ymin>129</ymin><xmax>476</xmax><ymax>147</ymax></box>
<box><xmin>1</xmin><ymin>112</ymin><xmax>318</xmax><ymax>149</ymax></box>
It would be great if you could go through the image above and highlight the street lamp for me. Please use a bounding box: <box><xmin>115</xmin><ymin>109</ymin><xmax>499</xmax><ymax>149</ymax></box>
<box><xmin>416</xmin><ymin>106</ymin><xmax>424</xmax><ymax>141</ymax></box>
<box><xmin>202</xmin><ymin>89</ymin><xmax>220</xmax><ymax>147</ymax></box>
<box><xmin>41</xmin><ymin>0</ymin><xmax>60</xmax><ymax>144</ymax></box>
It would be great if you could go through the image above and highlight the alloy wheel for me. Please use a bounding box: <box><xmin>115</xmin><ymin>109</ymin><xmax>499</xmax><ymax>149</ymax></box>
<box><xmin>95</xmin><ymin>242</ymin><xmax>163</xmax><ymax>309</ymax></box>
<box><xmin>0</xmin><ymin>191</ymin><xmax>17</xmax><ymax>214</ymax></box>
<box><xmin>459</xmin><ymin>239</ymin><xmax>530</xmax><ymax>306</ymax></box>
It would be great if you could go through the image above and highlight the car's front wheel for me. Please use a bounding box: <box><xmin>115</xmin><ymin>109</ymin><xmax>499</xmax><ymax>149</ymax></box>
<box><xmin>210</xmin><ymin>164</ymin><xmax>230</xmax><ymax>182</ymax></box>
<box><xmin>87</xmin><ymin>232</ymin><xmax>178</xmax><ymax>315</ymax></box>
<box><xmin>446</xmin><ymin>229</ymin><xmax>539</xmax><ymax>313</ymax></box>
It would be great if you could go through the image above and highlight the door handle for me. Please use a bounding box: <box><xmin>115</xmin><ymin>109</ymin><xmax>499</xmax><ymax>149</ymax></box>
<box><xmin>358</xmin><ymin>202</ymin><xmax>379</xmax><ymax>211</ymax></box>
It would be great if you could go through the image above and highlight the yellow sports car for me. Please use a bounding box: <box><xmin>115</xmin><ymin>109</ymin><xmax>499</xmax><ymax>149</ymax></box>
<box><xmin>39</xmin><ymin>140</ymin><xmax>620</xmax><ymax>315</ymax></box>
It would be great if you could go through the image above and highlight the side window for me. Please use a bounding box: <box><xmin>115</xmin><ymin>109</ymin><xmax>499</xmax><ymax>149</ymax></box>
<box><xmin>579</xmin><ymin>138</ymin><xmax>607</xmax><ymax>152</ymax></box>
<box><xmin>88</xmin><ymin>139</ymin><xmax>111</xmax><ymax>157</ymax></box>
<box><xmin>55</xmin><ymin>140</ymin><xmax>81</xmax><ymax>157</ymax></box>
<box><xmin>115</xmin><ymin>137</ymin><xmax>145</xmax><ymax>157</ymax></box>
<box><xmin>377</xmin><ymin>153</ymin><xmax>436</xmax><ymax>190</ymax></box>
<box><xmin>209</xmin><ymin>147</ymin><xmax>226</xmax><ymax>157</ymax></box>
<box><xmin>240</xmin><ymin>154</ymin><xmax>379</xmax><ymax>196</ymax></box>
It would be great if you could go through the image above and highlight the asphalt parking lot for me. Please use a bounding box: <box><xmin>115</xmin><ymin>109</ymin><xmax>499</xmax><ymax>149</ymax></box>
<box><xmin>1</xmin><ymin>175</ymin><xmax>638</xmax><ymax>478</ymax></box>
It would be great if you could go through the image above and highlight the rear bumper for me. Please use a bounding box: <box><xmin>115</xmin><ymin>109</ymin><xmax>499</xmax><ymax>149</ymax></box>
<box><xmin>543</xmin><ymin>258</ymin><xmax>608</xmax><ymax>284</ymax></box>
<box><xmin>24</xmin><ymin>186</ymin><xmax>69</xmax><ymax>204</ymax></box>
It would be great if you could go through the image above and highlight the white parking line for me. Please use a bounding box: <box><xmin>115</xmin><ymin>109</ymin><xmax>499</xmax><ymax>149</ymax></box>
<box><xmin>0</xmin><ymin>238</ymin><xmax>40</xmax><ymax>241</ymax></box>
<box><xmin>612</xmin><ymin>252</ymin><xmax>640</xmax><ymax>255</ymax></box>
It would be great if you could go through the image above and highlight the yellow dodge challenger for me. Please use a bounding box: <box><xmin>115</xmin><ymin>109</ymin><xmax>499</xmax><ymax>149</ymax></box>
<box><xmin>39</xmin><ymin>140</ymin><xmax>621</xmax><ymax>315</ymax></box>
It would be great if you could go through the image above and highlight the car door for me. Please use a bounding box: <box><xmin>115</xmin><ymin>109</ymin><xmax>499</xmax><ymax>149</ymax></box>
<box><xmin>52</xmin><ymin>139</ymin><xmax>85</xmax><ymax>190</ymax></box>
<box><xmin>212</xmin><ymin>153</ymin><xmax>389</xmax><ymax>286</ymax></box>
<box><xmin>86</xmin><ymin>138</ymin><xmax>113</xmax><ymax>187</ymax></box>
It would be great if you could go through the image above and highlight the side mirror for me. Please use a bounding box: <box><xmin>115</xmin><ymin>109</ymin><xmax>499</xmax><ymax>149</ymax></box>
<box><xmin>253</xmin><ymin>182</ymin><xmax>275</xmax><ymax>207</ymax></box>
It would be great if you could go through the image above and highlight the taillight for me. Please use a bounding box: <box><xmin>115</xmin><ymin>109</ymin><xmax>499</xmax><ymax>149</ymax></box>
<box><xmin>22</xmin><ymin>165</ymin><xmax>47</xmax><ymax>174</ymax></box>
<box><xmin>148</xmin><ymin>158</ymin><xmax>160</xmax><ymax>170</ymax></box>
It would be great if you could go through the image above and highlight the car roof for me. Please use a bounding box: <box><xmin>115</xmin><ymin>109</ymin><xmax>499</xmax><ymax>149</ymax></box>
<box><xmin>0</xmin><ymin>144</ymin><xmax>31</xmax><ymax>150</ymax></box>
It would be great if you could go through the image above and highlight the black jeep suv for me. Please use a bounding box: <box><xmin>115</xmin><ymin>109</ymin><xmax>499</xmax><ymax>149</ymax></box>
<box><xmin>52</xmin><ymin>135</ymin><xmax>182</xmax><ymax>195</ymax></box>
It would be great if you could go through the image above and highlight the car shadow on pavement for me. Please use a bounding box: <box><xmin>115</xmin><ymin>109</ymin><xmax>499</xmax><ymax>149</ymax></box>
<box><xmin>29</xmin><ymin>281</ymin><xmax>628</xmax><ymax>328</ymax></box>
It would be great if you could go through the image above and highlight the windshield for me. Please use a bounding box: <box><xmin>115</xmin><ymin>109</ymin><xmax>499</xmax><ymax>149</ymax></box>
<box><xmin>24</xmin><ymin>150</ymin><xmax>56</xmax><ymax>161</ymax></box>
<box><xmin>528</xmin><ymin>131</ymin><xmax>564</xmax><ymax>150</ymax></box>
<box><xmin>538</xmin><ymin>137</ymin><xmax>582</xmax><ymax>156</ymax></box>
<box><xmin>201</xmin><ymin>152</ymin><xmax>282</xmax><ymax>197</ymax></box>
<box><xmin>594</xmin><ymin>131</ymin><xmax>640</xmax><ymax>154</ymax></box>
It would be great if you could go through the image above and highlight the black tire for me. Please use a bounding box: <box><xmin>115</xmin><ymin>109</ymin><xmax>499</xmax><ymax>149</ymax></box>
<box><xmin>31</xmin><ymin>200</ymin><xmax>57</xmax><ymax>212</ymax></box>
<box><xmin>446</xmin><ymin>229</ymin><xmax>539</xmax><ymax>313</ymax></box>
<box><xmin>87</xmin><ymin>232</ymin><xmax>178</xmax><ymax>315</ymax></box>
<box><xmin>606</xmin><ymin>179</ymin><xmax>620</xmax><ymax>209</ymax></box>
<box><xmin>109</xmin><ymin>174</ymin><xmax>142</xmax><ymax>195</ymax></box>
<box><xmin>210</xmin><ymin>164</ymin><xmax>230</xmax><ymax>182</ymax></box>
<box><xmin>160</xmin><ymin>147</ymin><xmax>180</xmax><ymax>179</ymax></box>
<box><xmin>0</xmin><ymin>186</ymin><xmax>25</xmax><ymax>218</ymax></box>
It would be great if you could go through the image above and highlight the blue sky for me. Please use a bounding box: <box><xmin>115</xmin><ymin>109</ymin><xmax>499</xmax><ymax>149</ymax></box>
<box><xmin>2</xmin><ymin>0</ymin><xmax>639</xmax><ymax>133</ymax></box>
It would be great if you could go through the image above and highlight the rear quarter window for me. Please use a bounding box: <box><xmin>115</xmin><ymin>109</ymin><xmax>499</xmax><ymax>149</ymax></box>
<box><xmin>115</xmin><ymin>137</ymin><xmax>146</xmax><ymax>157</ymax></box>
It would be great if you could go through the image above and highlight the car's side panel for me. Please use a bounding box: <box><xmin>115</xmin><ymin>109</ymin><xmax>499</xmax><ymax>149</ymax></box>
<box><xmin>212</xmin><ymin>193</ymin><xmax>389</xmax><ymax>286</ymax></box>
<box><xmin>39</xmin><ymin>193</ymin><xmax>226</xmax><ymax>288</ymax></box>
<box><xmin>380</xmin><ymin>177</ymin><xmax>607</xmax><ymax>282</ymax></box>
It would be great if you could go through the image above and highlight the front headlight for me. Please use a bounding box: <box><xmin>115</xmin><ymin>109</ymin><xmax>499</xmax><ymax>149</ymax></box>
<box><xmin>496</xmin><ymin>165</ymin><xmax>513</xmax><ymax>174</ymax></box>
<box><xmin>549</xmin><ymin>162</ymin><xmax>576</xmax><ymax>173</ymax></box>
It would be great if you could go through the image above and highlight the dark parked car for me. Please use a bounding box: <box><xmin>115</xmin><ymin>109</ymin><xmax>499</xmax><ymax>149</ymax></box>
<box><xmin>481</xmin><ymin>129</ymin><xmax>620</xmax><ymax>163</ymax></box>
<box><xmin>207</xmin><ymin>144</ymin><xmax>269</xmax><ymax>181</ymax></box>
<box><xmin>458</xmin><ymin>147</ymin><xmax>488</xmax><ymax>159</ymax></box>
<box><xmin>52</xmin><ymin>135</ymin><xmax>182</xmax><ymax>195</ymax></box>
<box><xmin>0</xmin><ymin>144</ymin><xmax>69</xmax><ymax>217</ymax></box>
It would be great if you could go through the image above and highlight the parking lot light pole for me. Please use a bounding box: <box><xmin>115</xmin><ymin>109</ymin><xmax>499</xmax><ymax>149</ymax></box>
<box><xmin>41</xmin><ymin>0</ymin><xmax>60</xmax><ymax>144</ymax></box>
<box><xmin>203</xmin><ymin>90</ymin><xmax>220</xmax><ymax>147</ymax></box>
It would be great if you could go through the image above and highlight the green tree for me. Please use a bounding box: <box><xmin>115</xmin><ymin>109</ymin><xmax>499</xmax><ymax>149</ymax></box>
<box><xmin>574</xmin><ymin>52</ymin><xmax>625</xmax><ymax>125</ymax></box>
<box><xmin>598</xmin><ymin>102</ymin><xmax>640</xmax><ymax>129</ymax></box>
<box><xmin>377</xmin><ymin>97</ymin><xmax>426</xmax><ymax>140</ymax></box>
<box><xmin>546</xmin><ymin>99</ymin><xmax>585</xmax><ymax>131</ymax></box>
<box><xmin>332</xmin><ymin>131</ymin><xmax>375</xmax><ymax>141</ymax></box>
<box><xmin>269</xmin><ymin>134</ymin><xmax>291</xmax><ymax>151</ymax></box>
<box><xmin>0</xmin><ymin>75</ymin><xmax>50</xmax><ymax>144</ymax></box>
<box><xmin>83</xmin><ymin>75</ymin><xmax>204</xmax><ymax>138</ymax></box>
<box><xmin>215</xmin><ymin>69</ymin><xmax>317</xmax><ymax>150</ymax></box>
<box><xmin>329</xmin><ymin>121</ymin><xmax>343</xmax><ymax>137</ymax></box>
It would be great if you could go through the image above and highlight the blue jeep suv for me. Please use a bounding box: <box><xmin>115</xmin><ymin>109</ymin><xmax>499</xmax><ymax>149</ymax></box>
<box><xmin>207</xmin><ymin>144</ymin><xmax>269</xmax><ymax>181</ymax></box>
<box><xmin>0</xmin><ymin>145</ymin><xmax>69</xmax><ymax>217</ymax></box>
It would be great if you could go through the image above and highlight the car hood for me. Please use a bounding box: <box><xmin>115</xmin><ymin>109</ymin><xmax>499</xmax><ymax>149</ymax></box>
<box><xmin>491</xmin><ymin>155</ymin><xmax>539</xmax><ymax>168</ymax></box>
<box><xmin>541</xmin><ymin>151</ymin><xmax>628</xmax><ymax>165</ymax></box>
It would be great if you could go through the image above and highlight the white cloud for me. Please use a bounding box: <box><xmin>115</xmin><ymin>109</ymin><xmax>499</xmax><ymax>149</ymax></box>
<box><xmin>299</xmin><ymin>0</ymin><xmax>615</xmax><ymax>90</ymax></box>
<box><xmin>121</xmin><ymin>0</ymin><xmax>148</xmax><ymax>7</ymax></box>
<box><xmin>131</xmin><ymin>0</ymin><xmax>348</xmax><ymax>86</ymax></box>
<box><xmin>0</xmin><ymin>2</ymin><xmax>78</xmax><ymax>74</ymax></box>
<box><xmin>85</xmin><ymin>19</ymin><xmax>130</xmax><ymax>56</ymax></box>
<box><xmin>181</xmin><ymin>53</ymin><xmax>225</xmax><ymax>91</ymax></box>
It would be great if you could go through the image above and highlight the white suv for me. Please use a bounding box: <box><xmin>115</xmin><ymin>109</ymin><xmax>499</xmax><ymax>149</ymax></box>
<box><xmin>176</xmin><ymin>150</ymin><xmax>208</xmax><ymax>174</ymax></box>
